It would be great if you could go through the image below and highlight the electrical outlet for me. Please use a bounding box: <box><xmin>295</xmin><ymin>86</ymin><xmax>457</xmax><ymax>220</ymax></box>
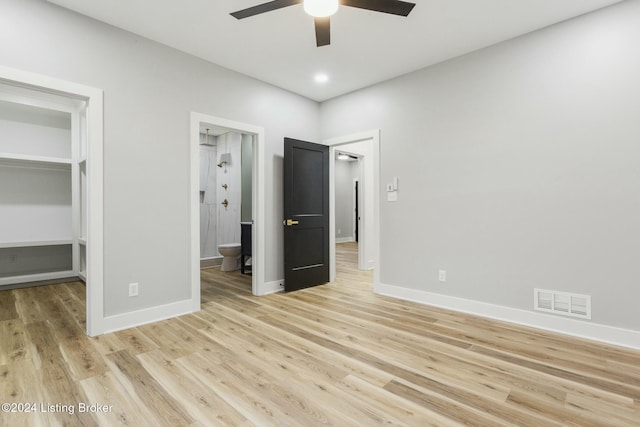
<box><xmin>129</xmin><ymin>282</ymin><xmax>139</xmax><ymax>297</ymax></box>
<box><xmin>338</xmin><ymin>228</ymin><xmax>341</xmax><ymax>235</ymax></box>
<box><xmin>438</xmin><ymin>270</ymin><xmax>446</xmax><ymax>282</ymax></box>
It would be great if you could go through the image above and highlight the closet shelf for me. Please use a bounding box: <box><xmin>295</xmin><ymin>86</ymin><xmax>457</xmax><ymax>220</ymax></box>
<box><xmin>0</xmin><ymin>239</ymin><xmax>73</xmax><ymax>249</ymax></box>
<box><xmin>0</xmin><ymin>152</ymin><xmax>72</xmax><ymax>169</ymax></box>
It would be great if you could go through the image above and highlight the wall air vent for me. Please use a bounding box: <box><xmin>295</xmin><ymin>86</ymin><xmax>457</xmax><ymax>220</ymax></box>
<box><xmin>534</xmin><ymin>288</ymin><xmax>591</xmax><ymax>320</ymax></box>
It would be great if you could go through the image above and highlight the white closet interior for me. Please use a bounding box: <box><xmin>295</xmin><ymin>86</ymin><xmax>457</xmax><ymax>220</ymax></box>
<box><xmin>0</xmin><ymin>82</ymin><xmax>88</xmax><ymax>288</ymax></box>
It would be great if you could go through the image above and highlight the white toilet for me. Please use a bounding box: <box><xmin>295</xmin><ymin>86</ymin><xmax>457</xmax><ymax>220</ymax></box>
<box><xmin>218</xmin><ymin>243</ymin><xmax>241</xmax><ymax>272</ymax></box>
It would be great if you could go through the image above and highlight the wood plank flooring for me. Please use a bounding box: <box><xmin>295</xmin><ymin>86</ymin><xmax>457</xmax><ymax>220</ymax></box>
<box><xmin>1</xmin><ymin>242</ymin><xmax>640</xmax><ymax>426</ymax></box>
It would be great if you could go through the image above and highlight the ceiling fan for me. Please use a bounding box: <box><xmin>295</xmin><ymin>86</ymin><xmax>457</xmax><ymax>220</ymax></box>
<box><xmin>230</xmin><ymin>0</ymin><xmax>416</xmax><ymax>47</ymax></box>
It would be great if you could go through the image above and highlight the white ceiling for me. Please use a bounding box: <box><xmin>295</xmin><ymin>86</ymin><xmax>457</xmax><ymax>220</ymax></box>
<box><xmin>47</xmin><ymin>0</ymin><xmax>622</xmax><ymax>102</ymax></box>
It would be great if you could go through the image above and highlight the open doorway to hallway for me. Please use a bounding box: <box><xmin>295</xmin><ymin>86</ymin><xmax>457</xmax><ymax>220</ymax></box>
<box><xmin>326</xmin><ymin>130</ymin><xmax>380</xmax><ymax>287</ymax></box>
<box><xmin>334</xmin><ymin>150</ymin><xmax>361</xmax><ymax>248</ymax></box>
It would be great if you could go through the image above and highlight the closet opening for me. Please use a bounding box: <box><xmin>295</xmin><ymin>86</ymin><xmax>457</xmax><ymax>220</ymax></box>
<box><xmin>0</xmin><ymin>85</ymin><xmax>87</xmax><ymax>288</ymax></box>
<box><xmin>0</xmin><ymin>67</ymin><xmax>104</xmax><ymax>336</ymax></box>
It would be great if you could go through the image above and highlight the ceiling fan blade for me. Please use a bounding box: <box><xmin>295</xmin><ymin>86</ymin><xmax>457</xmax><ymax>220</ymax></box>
<box><xmin>315</xmin><ymin>17</ymin><xmax>331</xmax><ymax>47</ymax></box>
<box><xmin>230</xmin><ymin>0</ymin><xmax>302</xmax><ymax>19</ymax></box>
<box><xmin>341</xmin><ymin>0</ymin><xmax>415</xmax><ymax>16</ymax></box>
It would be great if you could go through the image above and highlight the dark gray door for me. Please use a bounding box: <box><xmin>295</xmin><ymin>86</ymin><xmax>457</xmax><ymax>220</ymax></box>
<box><xmin>283</xmin><ymin>137</ymin><xmax>329</xmax><ymax>291</ymax></box>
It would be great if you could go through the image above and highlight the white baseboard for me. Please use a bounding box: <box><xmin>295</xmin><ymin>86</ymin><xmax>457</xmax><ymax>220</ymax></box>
<box><xmin>102</xmin><ymin>299</ymin><xmax>195</xmax><ymax>334</ymax></box>
<box><xmin>259</xmin><ymin>280</ymin><xmax>284</xmax><ymax>296</ymax></box>
<box><xmin>375</xmin><ymin>282</ymin><xmax>640</xmax><ymax>351</ymax></box>
<box><xmin>200</xmin><ymin>256</ymin><xmax>222</xmax><ymax>269</ymax></box>
<box><xmin>102</xmin><ymin>279</ymin><xmax>284</xmax><ymax>333</ymax></box>
<box><xmin>336</xmin><ymin>237</ymin><xmax>355</xmax><ymax>243</ymax></box>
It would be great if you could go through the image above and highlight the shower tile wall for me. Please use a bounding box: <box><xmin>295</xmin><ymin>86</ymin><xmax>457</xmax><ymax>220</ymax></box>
<box><xmin>200</xmin><ymin>140</ymin><xmax>217</xmax><ymax>259</ymax></box>
<box><xmin>217</xmin><ymin>132</ymin><xmax>242</xmax><ymax>247</ymax></box>
<box><xmin>199</xmin><ymin>131</ymin><xmax>243</xmax><ymax>260</ymax></box>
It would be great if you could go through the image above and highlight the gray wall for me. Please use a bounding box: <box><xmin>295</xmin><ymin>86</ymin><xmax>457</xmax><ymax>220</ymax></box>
<box><xmin>4</xmin><ymin>0</ymin><xmax>640</xmax><ymax>334</ymax></box>
<box><xmin>1</xmin><ymin>0</ymin><xmax>320</xmax><ymax>316</ymax></box>
<box><xmin>335</xmin><ymin>159</ymin><xmax>358</xmax><ymax>241</ymax></box>
<box><xmin>321</xmin><ymin>0</ymin><xmax>640</xmax><ymax>330</ymax></box>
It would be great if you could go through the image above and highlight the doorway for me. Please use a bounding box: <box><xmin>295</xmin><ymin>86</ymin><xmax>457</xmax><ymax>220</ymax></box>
<box><xmin>198</xmin><ymin>128</ymin><xmax>253</xmax><ymax>271</ymax></box>
<box><xmin>326</xmin><ymin>129</ymin><xmax>381</xmax><ymax>286</ymax></box>
<box><xmin>0</xmin><ymin>65</ymin><xmax>104</xmax><ymax>336</ymax></box>
<box><xmin>190</xmin><ymin>113</ymin><xmax>265</xmax><ymax>305</ymax></box>
<box><xmin>334</xmin><ymin>150</ymin><xmax>361</xmax><ymax>245</ymax></box>
<box><xmin>355</xmin><ymin>179</ymin><xmax>359</xmax><ymax>243</ymax></box>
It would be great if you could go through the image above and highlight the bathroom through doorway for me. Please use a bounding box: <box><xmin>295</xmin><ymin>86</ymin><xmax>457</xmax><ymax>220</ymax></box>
<box><xmin>190</xmin><ymin>113</ymin><xmax>265</xmax><ymax>305</ymax></box>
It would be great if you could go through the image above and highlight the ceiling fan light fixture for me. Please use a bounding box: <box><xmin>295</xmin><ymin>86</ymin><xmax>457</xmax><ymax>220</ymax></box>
<box><xmin>230</xmin><ymin>0</ymin><xmax>415</xmax><ymax>47</ymax></box>
<box><xmin>303</xmin><ymin>0</ymin><xmax>339</xmax><ymax>18</ymax></box>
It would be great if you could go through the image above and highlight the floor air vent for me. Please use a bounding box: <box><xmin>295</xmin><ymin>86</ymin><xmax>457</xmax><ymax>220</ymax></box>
<box><xmin>534</xmin><ymin>288</ymin><xmax>591</xmax><ymax>320</ymax></box>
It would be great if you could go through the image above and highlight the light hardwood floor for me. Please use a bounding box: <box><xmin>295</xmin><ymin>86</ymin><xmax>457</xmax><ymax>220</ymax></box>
<box><xmin>1</xmin><ymin>242</ymin><xmax>639</xmax><ymax>426</ymax></box>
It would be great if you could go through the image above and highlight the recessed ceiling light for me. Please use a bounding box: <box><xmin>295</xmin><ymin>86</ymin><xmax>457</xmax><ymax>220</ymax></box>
<box><xmin>314</xmin><ymin>73</ymin><xmax>329</xmax><ymax>84</ymax></box>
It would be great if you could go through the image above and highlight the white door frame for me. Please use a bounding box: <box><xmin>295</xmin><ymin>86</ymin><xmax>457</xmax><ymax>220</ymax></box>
<box><xmin>190</xmin><ymin>113</ymin><xmax>266</xmax><ymax>301</ymax></box>
<box><xmin>0</xmin><ymin>65</ymin><xmax>105</xmax><ymax>336</ymax></box>
<box><xmin>325</xmin><ymin>129</ymin><xmax>380</xmax><ymax>286</ymax></box>
<box><xmin>353</xmin><ymin>176</ymin><xmax>359</xmax><ymax>245</ymax></box>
